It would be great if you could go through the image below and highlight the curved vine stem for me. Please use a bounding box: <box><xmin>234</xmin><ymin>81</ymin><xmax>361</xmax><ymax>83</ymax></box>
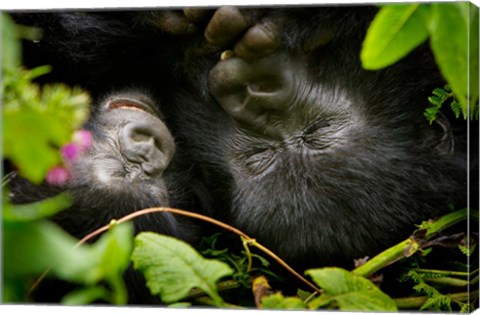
<box><xmin>62</xmin><ymin>207</ymin><xmax>322</xmax><ymax>295</ymax></box>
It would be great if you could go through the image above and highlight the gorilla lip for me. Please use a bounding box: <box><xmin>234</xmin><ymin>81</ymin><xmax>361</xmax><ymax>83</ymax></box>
<box><xmin>107</xmin><ymin>98</ymin><xmax>158</xmax><ymax>117</ymax></box>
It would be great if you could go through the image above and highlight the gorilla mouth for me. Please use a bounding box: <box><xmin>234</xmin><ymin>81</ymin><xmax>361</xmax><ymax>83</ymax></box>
<box><xmin>107</xmin><ymin>98</ymin><xmax>158</xmax><ymax>117</ymax></box>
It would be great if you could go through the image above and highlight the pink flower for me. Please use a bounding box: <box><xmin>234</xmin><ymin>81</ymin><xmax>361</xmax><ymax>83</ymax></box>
<box><xmin>61</xmin><ymin>143</ymin><xmax>80</xmax><ymax>161</ymax></box>
<box><xmin>59</xmin><ymin>130</ymin><xmax>93</xmax><ymax>162</ymax></box>
<box><xmin>73</xmin><ymin>130</ymin><xmax>93</xmax><ymax>151</ymax></box>
<box><xmin>46</xmin><ymin>166</ymin><xmax>70</xmax><ymax>186</ymax></box>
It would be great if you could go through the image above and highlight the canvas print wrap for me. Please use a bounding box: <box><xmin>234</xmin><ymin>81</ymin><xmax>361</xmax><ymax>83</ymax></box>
<box><xmin>2</xmin><ymin>3</ymin><xmax>479</xmax><ymax>311</ymax></box>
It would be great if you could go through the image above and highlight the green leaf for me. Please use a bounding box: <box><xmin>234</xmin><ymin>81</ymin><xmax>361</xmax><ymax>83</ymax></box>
<box><xmin>61</xmin><ymin>286</ymin><xmax>110</xmax><ymax>305</ymax></box>
<box><xmin>432</xmin><ymin>87</ymin><xmax>450</xmax><ymax>99</ymax></box>
<box><xmin>297</xmin><ymin>289</ymin><xmax>313</xmax><ymax>301</ymax></box>
<box><xmin>306</xmin><ymin>267</ymin><xmax>397</xmax><ymax>311</ymax></box>
<box><xmin>450</xmin><ymin>100</ymin><xmax>462</xmax><ymax>119</ymax></box>
<box><xmin>3</xmin><ymin>108</ymin><xmax>61</xmax><ymax>183</ymax></box>
<box><xmin>3</xmin><ymin>192</ymin><xmax>72</xmax><ymax>222</ymax></box>
<box><xmin>361</xmin><ymin>4</ymin><xmax>430</xmax><ymax>70</ymax></box>
<box><xmin>428</xmin><ymin>3</ymin><xmax>469</xmax><ymax>115</ymax></box>
<box><xmin>3</xmin><ymin>220</ymin><xmax>134</xmax><ymax>303</ymax></box>
<box><xmin>132</xmin><ymin>232</ymin><xmax>233</xmax><ymax>305</ymax></box>
<box><xmin>2</xmin><ymin>77</ymin><xmax>90</xmax><ymax>183</ymax></box>
<box><xmin>1</xmin><ymin>13</ymin><xmax>22</xmax><ymax>69</ymax></box>
<box><xmin>261</xmin><ymin>292</ymin><xmax>306</xmax><ymax>310</ymax></box>
<box><xmin>424</xmin><ymin>107</ymin><xmax>439</xmax><ymax>124</ymax></box>
<box><xmin>3</xmin><ymin>220</ymin><xmax>97</xmax><ymax>283</ymax></box>
<box><xmin>168</xmin><ymin>302</ymin><xmax>192</xmax><ymax>308</ymax></box>
<box><xmin>468</xmin><ymin>3</ymin><xmax>479</xmax><ymax>119</ymax></box>
<box><xmin>92</xmin><ymin>222</ymin><xmax>134</xmax><ymax>281</ymax></box>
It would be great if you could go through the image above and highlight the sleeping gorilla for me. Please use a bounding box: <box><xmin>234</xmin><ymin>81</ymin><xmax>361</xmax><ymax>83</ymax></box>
<box><xmin>10</xmin><ymin>90</ymin><xmax>201</xmax><ymax>239</ymax></box>
<box><xmin>166</xmin><ymin>7</ymin><xmax>470</xmax><ymax>268</ymax></box>
<box><xmin>8</xmin><ymin>90</ymin><xmax>205</xmax><ymax>303</ymax></box>
<box><xmin>9</xmin><ymin>4</ymin><xmax>471</xmax><ymax>300</ymax></box>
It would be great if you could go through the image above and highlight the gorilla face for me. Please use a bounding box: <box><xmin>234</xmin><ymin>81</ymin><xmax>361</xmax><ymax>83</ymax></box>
<box><xmin>71</xmin><ymin>91</ymin><xmax>175</xmax><ymax>203</ymax></box>
<box><xmin>9</xmin><ymin>6</ymin><xmax>470</xmax><ymax>271</ymax></box>
<box><xmin>8</xmin><ymin>91</ymin><xmax>190</xmax><ymax>241</ymax></box>
<box><xmin>190</xmin><ymin>8</ymin><xmax>467</xmax><ymax>267</ymax></box>
<box><xmin>7</xmin><ymin>89</ymin><xmax>202</xmax><ymax>304</ymax></box>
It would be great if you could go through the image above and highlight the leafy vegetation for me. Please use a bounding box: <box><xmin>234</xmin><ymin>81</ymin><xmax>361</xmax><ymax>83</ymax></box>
<box><xmin>425</xmin><ymin>85</ymin><xmax>462</xmax><ymax>124</ymax></box>
<box><xmin>361</xmin><ymin>2</ymin><xmax>479</xmax><ymax>121</ymax></box>
<box><xmin>2</xmin><ymin>4</ymin><xmax>478</xmax><ymax>311</ymax></box>
<box><xmin>132</xmin><ymin>232</ymin><xmax>233</xmax><ymax>306</ymax></box>
<box><xmin>2</xmin><ymin>13</ymin><xmax>131</xmax><ymax>304</ymax></box>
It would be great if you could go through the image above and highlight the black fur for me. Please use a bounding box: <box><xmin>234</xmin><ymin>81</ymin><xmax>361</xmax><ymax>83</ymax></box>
<box><xmin>8</xmin><ymin>5</ymin><xmax>474</xmax><ymax>301</ymax></box>
<box><xmin>166</xmin><ymin>7</ymin><xmax>469</xmax><ymax>268</ymax></box>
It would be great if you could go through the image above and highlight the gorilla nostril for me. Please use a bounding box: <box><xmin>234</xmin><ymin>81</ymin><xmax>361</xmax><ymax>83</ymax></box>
<box><xmin>119</xmin><ymin>122</ymin><xmax>175</xmax><ymax>177</ymax></box>
<box><xmin>130</xmin><ymin>130</ymin><xmax>153</xmax><ymax>143</ymax></box>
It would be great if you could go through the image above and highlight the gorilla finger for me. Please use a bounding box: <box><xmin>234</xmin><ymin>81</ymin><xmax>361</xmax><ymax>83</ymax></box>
<box><xmin>233</xmin><ymin>19</ymin><xmax>280</xmax><ymax>60</ymax></box>
<box><xmin>183</xmin><ymin>8</ymin><xmax>212</xmax><ymax>23</ymax></box>
<box><xmin>150</xmin><ymin>11</ymin><xmax>198</xmax><ymax>35</ymax></box>
<box><xmin>204</xmin><ymin>6</ymin><xmax>250</xmax><ymax>47</ymax></box>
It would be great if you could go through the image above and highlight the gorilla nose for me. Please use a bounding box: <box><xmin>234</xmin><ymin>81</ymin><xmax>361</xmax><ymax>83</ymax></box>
<box><xmin>119</xmin><ymin>120</ymin><xmax>175</xmax><ymax>177</ymax></box>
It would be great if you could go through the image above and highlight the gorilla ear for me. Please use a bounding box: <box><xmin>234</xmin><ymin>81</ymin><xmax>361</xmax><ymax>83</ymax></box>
<box><xmin>430</xmin><ymin>112</ymin><xmax>454</xmax><ymax>155</ymax></box>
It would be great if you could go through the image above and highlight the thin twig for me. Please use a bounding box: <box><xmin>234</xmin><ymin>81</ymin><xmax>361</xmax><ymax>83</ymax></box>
<box><xmin>53</xmin><ymin>207</ymin><xmax>322</xmax><ymax>296</ymax></box>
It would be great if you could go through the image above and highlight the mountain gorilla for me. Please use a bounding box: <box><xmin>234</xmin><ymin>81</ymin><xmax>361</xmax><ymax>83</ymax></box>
<box><xmin>9</xmin><ymin>4</ymin><xmax>470</xmax><ymax>300</ymax></box>
<box><xmin>9</xmin><ymin>90</ymin><xmax>202</xmax><ymax>240</ymax></box>
<box><xmin>166</xmin><ymin>7</ymin><xmax>470</xmax><ymax>268</ymax></box>
<box><xmin>7</xmin><ymin>90</ymin><xmax>205</xmax><ymax>303</ymax></box>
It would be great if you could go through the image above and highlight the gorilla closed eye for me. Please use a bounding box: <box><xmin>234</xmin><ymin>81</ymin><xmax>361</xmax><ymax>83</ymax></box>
<box><xmin>302</xmin><ymin>118</ymin><xmax>333</xmax><ymax>135</ymax></box>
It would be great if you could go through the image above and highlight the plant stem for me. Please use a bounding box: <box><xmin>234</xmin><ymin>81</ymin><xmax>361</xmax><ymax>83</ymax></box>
<box><xmin>109</xmin><ymin>275</ymin><xmax>128</xmax><ymax>305</ymax></box>
<box><xmin>424</xmin><ymin>208</ymin><xmax>468</xmax><ymax>238</ymax></box>
<box><xmin>394</xmin><ymin>290</ymin><xmax>478</xmax><ymax>309</ymax></box>
<box><xmin>353</xmin><ymin>209</ymin><xmax>469</xmax><ymax>278</ymax></box>
<box><xmin>353</xmin><ymin>239</ymin><xmax>412</xmax><ymax>278</ymax></box>
<box><xmin>423</xmin><ymin>276</ymin><xmax>469</xmax><ymax>287</ymax></box>
<box><xmin>250</xmin><ymin>240</ymin><xmax>323</xmax><ymax>294</ymax></box>
<box><xmin>77</xmin><ymin>207</ymin><xmax>323</xmax><ymax>295</ymax></box>
<box><xmin>414</xmin><ymin>268</ymin><xmax>471</xmax><ymax>277</ymax></box>
<box><xmin>241</xmin><ymin>236</ymin><xmax>253</xmax><ymax>273</ymax></box>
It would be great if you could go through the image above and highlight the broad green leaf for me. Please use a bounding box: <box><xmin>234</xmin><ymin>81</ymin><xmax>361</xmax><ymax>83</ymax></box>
<box><xmin>361</xmin><ymin>4</ymin><xmax>430</xmax><ymax>70</ymax></box>
<box><xmin>79</xmin><ymin>223</ymin><xmax>133</xmax><ymax>305</ymax></box>
<box><xmin>4</xmin><ymin>220</ymin><xmax>134</xmax><ymax>304</ymax></box>
<box><xmin>3</xmin><ymin>220</ymin><xmax>97</xmax><ymax>283</ymax></box>
<box><xmin>468</xmin><ymin>3</ymin><xmax>479</xmax><ymax>119</ymax></box>
<box><xmin>3</xmin><ymin>108</ymin><xmax>64</xmax><ymax>183</ymax></box>
<box><xmin>428</xmin><ymin>3</ymin><xmax>469</xmax><ymax>114</ymax></box>
<box><xmin>261</xmin><ymin>293</ymin><xmax>306</xmax><ymax>310</ymax></box>
<box><xmin>92</xmin><ymin>222</ymin><xmax>134</xmax><ymax>281</ymax></box>
<box><xmin>306</xmin><ymin>267</ymin><xmax>397</xmax><ymax>311</ymax></box>
<box><xmin>132</xmin><ymin>232</ymin><xmax>233</xmax><ymax>305</ymax></box>
<box><xmin>3</xmin><ymin>77</ymin><xmax>90</xmax><ymax>183</ymax></box>
<box><xmin>3</xmin><ymin>192</ymin><xmax>72</xmax><ymax>222</ymax></box>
